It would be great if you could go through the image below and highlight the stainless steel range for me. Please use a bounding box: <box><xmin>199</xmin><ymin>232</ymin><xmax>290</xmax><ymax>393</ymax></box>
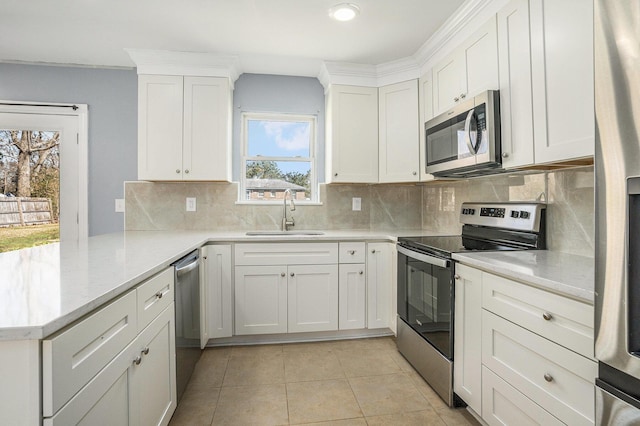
<box><xmin>396</xmin><ymin>202</ymin><xmax>546</xmax><ymax>407</ymax></box>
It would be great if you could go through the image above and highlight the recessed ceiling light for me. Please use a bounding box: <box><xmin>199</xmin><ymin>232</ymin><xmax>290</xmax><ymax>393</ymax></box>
<box><xmin>329</xmin><ymin>3</ymin><xmax>360</xmax><ymax>22</ymax></box>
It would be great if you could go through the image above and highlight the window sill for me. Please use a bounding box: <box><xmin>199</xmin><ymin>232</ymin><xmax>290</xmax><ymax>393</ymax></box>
<box><xmin>235</xmin><ymin>201</ymin><xmax>324</xmax><ymax>206</ymax></box>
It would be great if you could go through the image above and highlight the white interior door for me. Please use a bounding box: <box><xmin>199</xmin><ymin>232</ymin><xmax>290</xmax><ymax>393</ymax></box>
<box><xmin>0</xmin><ymin>107</ymin><xmax>87</xmax><ymax>241</ymax></box>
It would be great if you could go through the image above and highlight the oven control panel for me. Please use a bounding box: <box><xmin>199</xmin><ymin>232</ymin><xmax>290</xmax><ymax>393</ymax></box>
<box><xmin>460</xmin><ymin>202</ymin><xmax>545</xmax><ymax>232</ymax></box>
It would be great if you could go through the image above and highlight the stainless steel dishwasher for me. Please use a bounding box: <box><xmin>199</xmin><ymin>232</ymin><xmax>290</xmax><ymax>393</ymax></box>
<box><xmin>172</xmin><ymin>250</ymin><xmax>202</xmax><ymax>402</ymax></box>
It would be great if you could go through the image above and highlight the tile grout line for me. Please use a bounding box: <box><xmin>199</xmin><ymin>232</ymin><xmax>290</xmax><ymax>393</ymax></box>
<box><xmin>208</xmin><ymin>353</ymin><xmax>230</xmax><ymax>425</ymax></box>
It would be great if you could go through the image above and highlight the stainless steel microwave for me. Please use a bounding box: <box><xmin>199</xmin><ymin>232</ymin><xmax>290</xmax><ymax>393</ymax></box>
<box><xmin>425</xmin><ymin>90</ymin><xmax>501</xmax><ymax>177</ymax></box>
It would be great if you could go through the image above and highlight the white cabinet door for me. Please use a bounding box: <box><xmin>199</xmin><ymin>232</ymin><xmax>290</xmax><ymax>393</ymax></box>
<box><xmin>202</xmin><ymin>245</ymin><xmax>233</xmax><ymax>340</ymax></box>
<box><xmin>183</xmin><ymin>76</ymin><xmax>231</xmax><ymax>181</ymax></box>
<box><xmin>378</xmin><ymin>80</ymin><xmax>420</xmax><ymax>183</ymax></box>
<box><xmin>418</xmin><ymin>69</ymin><xmax>436</xmax><ymax>182</ymax></box>
<box><xmin>433</xmin><ymin>17</ymin><xmax>499</xmax><ymax>116</ymax></box>
<box><xmin>453</xmin><ymin>264</ymin><xmax>483</xmax><ymax>415</ymax></box>
<box><xmin>367</xmin><ymin>243</ymin><xmax>395</xmax><ymax>330</ymax></box>
<box><xmin>138</xmin><ymin>75</ymin><xmax>184</xmax><ymax>180</ymax></box>
<box><xmin>326</xmin><ymin>85</ymin><xmax>379</xmax><ymax>183</ymax></box>
<box><xmin>498</xmin><ymin>0</ymin><xmax>535</xmax><ymax>168</ymax></box>
<box><xmin>482</xmin><ymin>366</ymin><xmax>564</xmax><ymax>426</ymax></box>
<box><xmin>530</xmin><ymin>0</ymin><xmax>594</xmax><ymax>164</ymax></box>
<box><xmin>132</xmin><ymin>305</ymin><xmax>177</xmax><ymax>426</ymax></box>
<box><xmin>288</xmin><ymin>264</ymin><xmax>339</xmax><ymax>333</ymax></box>
<box><xmin>234</xmin><ymin>265</ymin><xmax>288</xmax><ymax>335</ymax></box>
<box><xmin>338</xmin><ymin>264</ymin><xmax>366</xmax><ymax>330</ymax></box>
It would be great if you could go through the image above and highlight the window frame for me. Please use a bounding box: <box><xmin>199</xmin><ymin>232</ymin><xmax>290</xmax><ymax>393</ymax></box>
<box><xmin>239</xmin><ymin>112</ymin><xmax>318</xmax><ymax>204</ymax></box>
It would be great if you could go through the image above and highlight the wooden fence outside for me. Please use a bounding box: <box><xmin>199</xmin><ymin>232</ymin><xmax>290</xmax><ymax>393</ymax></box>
<box><xmin>0</xmin><ymin>197</ymin><xmax>54</xmax><ymax>227</ymax></box>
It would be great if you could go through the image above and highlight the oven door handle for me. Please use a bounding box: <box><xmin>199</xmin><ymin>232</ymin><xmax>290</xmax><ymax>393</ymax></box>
<box><xmin>397</xmin><ymin>245</ymin><xmax>450</xmax><ymax>268</ymax></box>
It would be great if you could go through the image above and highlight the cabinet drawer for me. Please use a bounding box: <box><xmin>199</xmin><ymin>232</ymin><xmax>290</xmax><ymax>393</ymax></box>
<box><xmin>339</xmin><ymin>242</ymin><xmax>366</xmax><ymax>263</ymax></box>
<box><xmin>235</xmin><ymin>243</ymin><xmax>338</xmax><ymax>265</ymax></box>
<box><xmin>137</xmin><ymin>267</ymin><xmax>174</xmax><ymax>332</ymax></box>
<box><xmin>42</xmin><ymin>290</ymin><xmax>138</xmax><ymax>417</ymax></box>
<box><xmin>482</xmin><ymin>366</ymin><xmax>563</xmax><ymax>426</ymax></box>
<box><xmin>482</xmin><ymin>311</ymin><xmax>596</xmax><ymax>426</ymax></box>
<box><xmin>482</xmin><ymin>271</ymin><xmax>594</xmax><ymax>358</ymax></box>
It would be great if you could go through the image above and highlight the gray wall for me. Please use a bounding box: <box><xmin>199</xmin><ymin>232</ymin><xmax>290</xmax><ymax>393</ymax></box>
<box><xmin>232</xmin><ymin>73</ymin><xmax>326</xmax><ymax>182</ymax></box>
<box><xmin>0</xmin><ymin>63</ymin><xmax>138</xmax><ymax>236</ymax></box>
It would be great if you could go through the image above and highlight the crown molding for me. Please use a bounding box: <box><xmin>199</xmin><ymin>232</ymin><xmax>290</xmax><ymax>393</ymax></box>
<box><xmin>125</xmin><ymin>49</ymin><xmax>241</xmax><ymax>85</ymax></box>
<box><xmin>318</xmin><ymin>61</ymin><xmax>378</xmax><ymax>91</ymax></box>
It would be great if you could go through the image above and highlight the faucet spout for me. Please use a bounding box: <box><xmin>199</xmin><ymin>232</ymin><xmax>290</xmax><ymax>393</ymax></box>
<box><xmin>282</xmin><ymin>189</ymin><xmax>295</xmax><ymax>231</ymax></box>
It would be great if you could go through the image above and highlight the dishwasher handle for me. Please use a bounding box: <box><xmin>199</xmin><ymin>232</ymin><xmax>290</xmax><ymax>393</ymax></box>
<box><xmin>174</xmin><ymin>252</ymin><xmax>199</xmax><ymax>277</ymax></box>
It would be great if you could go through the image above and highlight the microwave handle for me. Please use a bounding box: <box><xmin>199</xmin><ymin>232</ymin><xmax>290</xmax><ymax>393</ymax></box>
<box><xmin>464</xmin><ymin>109</ymin><xmax>478</xmax><ymax>154</ymax></box>
<box><xmin>397</xmin><ymin>245</ymin><xmax>450</xmax><ymax>269</ymax></box>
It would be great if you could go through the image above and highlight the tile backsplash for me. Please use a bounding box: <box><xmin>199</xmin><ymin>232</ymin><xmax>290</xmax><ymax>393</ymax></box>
<box><xmin>125</xmin><ymin>166</ymin><xmax>594</xmax><ymax>257</ymax></box>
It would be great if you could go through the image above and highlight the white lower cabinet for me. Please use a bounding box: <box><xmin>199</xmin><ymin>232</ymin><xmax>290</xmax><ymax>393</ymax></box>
<box><xmin>234</xmin><ymin>265</ymin><xmax>288</xmax><ymax>335</ymax></box>
<box><xmin>42</xmin><ymin>267</ymin><xmax>177</xmax><ymax>426</ymax></box>
<box><xmin>367</xmin><ymin>242</ymin><xmax>395</xmax><ymax>330</ymax></box>
<box><xmin>453</xmin><ymin>264</ymin><xmax>482</xmax><ymax>415</ymax></box>
<box><xmin>201</xmin><ymin>245</ymin><xmax>233</xmax><ymax>340</ymax></box>
<box><xmin>338</xmin><ymin>264</ymin><xmax>367</xmax><ymax>330</ymax></box>
<box><xmin>288</xmin><ymin>264</ymin><xmax>339</xmax><ymax>333</ymax></box>
<box><xmin>453</xmin><ymin>264</ymin><xmax>596</xmax><ymax>425</ymax></box>
<box><xmin>482</xmin><ymin>366</ymin><xmax>564</xmax><ymax>426</ymax></box>
<box><xmin>45</xmin><ymin>304</ymin><xmax>176</xmax><ymax>426</ymax></box>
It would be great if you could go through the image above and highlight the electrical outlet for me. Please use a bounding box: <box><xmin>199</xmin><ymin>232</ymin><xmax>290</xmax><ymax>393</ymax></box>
<box><xmin>115</xmin><ymin>199</ymin><xmax>125</xmax><ymax>213</ymax></box>
<box><xmin>186</xmin><ymin>197</ymin><xmax>197</xmax><ymax>212</ymax></box>
<box><xmin>352</xmin><ymin>197</ymin><xmax>361</xmax><ymax>211</ymax></box>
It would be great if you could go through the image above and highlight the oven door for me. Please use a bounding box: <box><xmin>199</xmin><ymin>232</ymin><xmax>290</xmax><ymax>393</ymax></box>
<box><xmin>397</xmin><ymin>244</ymin><xmax>454</xmax><ymax>359</ymax></box>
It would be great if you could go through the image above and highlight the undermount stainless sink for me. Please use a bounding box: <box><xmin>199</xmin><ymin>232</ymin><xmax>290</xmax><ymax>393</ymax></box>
<box><xmin>245</xmin><ymin>231</ymin><xmax>325</xmax><ymax>236</ymax></box>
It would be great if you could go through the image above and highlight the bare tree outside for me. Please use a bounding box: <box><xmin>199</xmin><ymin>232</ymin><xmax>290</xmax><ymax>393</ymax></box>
<box><xmin>0</xmin><ymin>130</ymin><xmax>60</xmax><ymax>252</ymax></box>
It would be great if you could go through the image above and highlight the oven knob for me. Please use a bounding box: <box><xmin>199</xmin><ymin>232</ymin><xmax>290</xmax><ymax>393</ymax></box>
<box><xmin>511</xmin><ymin>210</ymin><xmax>520</xmax><ymax>218</ymax></box>
<box><xmin>520</xmin><ymin>211</ymin><xmax>530</xmax><ymax>219</ymax></box>
<box><xmin>469</xmin><ymin>208</ymin><xmax>475</xmax><ymax>215</ymax></box>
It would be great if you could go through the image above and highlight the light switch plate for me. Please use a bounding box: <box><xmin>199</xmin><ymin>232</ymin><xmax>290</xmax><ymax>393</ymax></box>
<box><xmin>115</xmin><ymin>199</ymin><xmax>125</xmax><ymax>213</ymax></box>
<box><xmin>186</xmin><ymin>197</ymin><xmax>196</xmax><ymax>212</ymax></box>
<box><xmin>352</xmin><ymin>197</ymin><xmax>361</xmax><ymax>211</ymax></box>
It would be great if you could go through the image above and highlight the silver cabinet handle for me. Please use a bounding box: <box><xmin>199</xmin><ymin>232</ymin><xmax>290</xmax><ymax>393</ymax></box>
<box><xmin>359</xmin><ymin>270</ymin><xmax>364</xmax><ymax>275</ymax></box>
<box><xmin>542</xmin><ymin>312</ymin><xmax>553</xmax><ymax>321</ymax></box>
<box><xmin>454</xmin><ymin>274</ymin><xmax>461</xmax><ymax>280</ymax></box>
<box><xmin>142</xmin><ymin>347</ymin><xmax>150</xmax><ymax>355</ymax></box>
<box><xmin>133</xmin><ymin>356</ymin><xmax>142</xmax><ymax>366</ymax></box>
<box><xmin>290</xmin><ymin>272</ymin><xmax>295</xmax><ymax>277</ymax></box>
<box><xmin>371</xmin><ymin>249</ymin><xmax>376</xmax><ymax>253</ymax></box>
<box><xmin>334</xmin><ymin>173</ymin><xmax>338</xmax><ymax>177</ymax></box>
<box><xmin>185</xmin><ymin>169</ymin><xmax>190</xmax><ymax>174</ymax></box>
<box><xmin>502</xmin><ymin>152</ymin><xmax>509</xmax><ymax>158</ymax></box>
<box><xmin>544</xmin><ymin>373</ymin><xmax>553</xmax><ymax>382</ymax></box>
<box><xmin>155</xmin><ymin>291</ymin><xmax>163</xmax><ymax>299</ymax></box>
<box><xmin>413</xmin><ymin>171</ymin><xmax>417</xmax><ymax>175</ymax></box>
<box><xmin>460</xmin><ymin>93</ymin><xmax>466</xmax><ymax>99</ymax></box>
<box><xmin>348</xmin><ymin>250</ymin><xmax>355</xmax><ymax>255</ymax></box>
<box><xmin>176</xmin><ymin>169</ymin><xmax>181</xmax><ymax>174</ymax></box>
<box><xmin>281</xmin><ymin>272</ymin><xmax>286</xmax><ymax>277</ymax></box>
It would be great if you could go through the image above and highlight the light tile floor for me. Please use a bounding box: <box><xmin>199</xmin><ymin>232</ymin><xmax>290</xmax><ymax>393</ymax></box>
<box><xmin>169</xmin><ymin>337</ymin><xmax>480</xmax><ymax>426</ymax></box>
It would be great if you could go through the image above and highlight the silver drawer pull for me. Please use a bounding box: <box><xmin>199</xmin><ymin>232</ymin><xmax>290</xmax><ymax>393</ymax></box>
<box><xmin>371</xmin><ymin>249</ymin><xmax>376</xmax><ymax>254</ymax></box>
<box><xmin>155</xmin><ymin>291</ymin><xmax>163</xmax><ymax>299</ymax></box>
<box><xmin>281</xmin><ymin>272</ymin><xmax>286</xmax><ymax>277</ymax></box>
<box><xmin>454</xmin><ymin>274</ymin><xmax>461</xmax><ymax>280</ymax></box>
<box><xmin>544</xmin><ymin>373</ymin><xmax>553</xmax><ymax>383</ymax></box>
<box><xmin>359</xmin><ymin>270</ymin><xmax>364</xmax><ymax>275</ymax></box>
<box><xmin>133</xmin><ymin>356</ymin><xmax>142</xmax><ymax>366</ymax></box>
<box><xmin>290</xmin><ymin>272</ymin><xmax>295</xmax><ymax>277</ymax></box>
<box><xmin>142</xmin><ymin>347</ymin><xmax>150</xmax><ymax>356</ymax></box>
<box><xmin>542</xmin><ymin>312</ymin><xmax>553</xmax><ymax>321</ymax></box>
<box><xmin>348</xmin><ymin>250</ymin><xmax>355</xmax><ymax>255</ymax></box>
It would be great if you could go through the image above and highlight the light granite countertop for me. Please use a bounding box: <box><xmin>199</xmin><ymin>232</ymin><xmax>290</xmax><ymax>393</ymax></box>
<box><xmin>452</xmin><ymin>250</ymin><xmax>595</xmax><ymax>304</ymax></box>
<box><xmin>0</xmin><ymin>229</ymin><xmax>434</xmax><ymax>341</ymax></box>
<box><xmin>1</xmin><ymin>229</ymin><xmax>594</xmax><ymax>341</ymax></box>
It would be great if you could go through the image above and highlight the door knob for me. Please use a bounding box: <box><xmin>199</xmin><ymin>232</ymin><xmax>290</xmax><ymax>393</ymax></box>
<box><xmin>290</xmin><ymin>272</ymin><xmax>295</xmax><ymax>277</ymax></box>
<box><xmin>141</xmin><ymin>347</ymin><xmax>150</xmax><ymax>356</ymax></box>
<box><xmin>176</xmin><ymin>169</ymin><xmax>181</xmax><ymax>174</ymax></box>
<box><xmin>281</xmin><ymin>272</ymin><xmax>286</xmax><ymax>277</ymax></box>
<box><xmin>502</xmin><ymin>152</ymin><xmax>509</xmax><ymax>158</ymax></box>
<box><xmin>133</xmin><ymin>356</ymin><xmax>142</xmax><ymax>366</ymax></box>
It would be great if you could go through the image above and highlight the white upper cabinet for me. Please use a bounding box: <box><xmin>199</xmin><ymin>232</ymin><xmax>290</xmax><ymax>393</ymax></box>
<box><xmin>326</xmin><ymin>85</ymin><xmax>379</xmax><ymax>183</ymax></box>
<box><xmin>498</xmin><ymin>0</ymin><xmax>535</xmax><ymax>168</ymax></box>
<box><xmin>138</xmin><ymin>75</ymin><xmax>231</xmax><ymax>181</ymax></box>
<box><xmin>529</xmin><ymin>0</ymin><xmax>594</xmax><ymax>164</ymax></box>
<box><xmin>418</xmin><ymin>69</ymin><xmax>436</xmax><ymax>182</ymax></box>
<box><xmin>378</xmin><ymin>80</ymin><xmax>420</xmax><ymax>183</ymax></box>
<box><xmin>433</xmin><ymin>16</ymin><xmax>499</xmax><ymax>116</ymax></box>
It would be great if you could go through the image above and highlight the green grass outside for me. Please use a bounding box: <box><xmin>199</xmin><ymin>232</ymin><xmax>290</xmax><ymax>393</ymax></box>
<box><xmin>0</xmin><ymin>223</ymin><xmax>60</xmax><ymax>253</ymax></box>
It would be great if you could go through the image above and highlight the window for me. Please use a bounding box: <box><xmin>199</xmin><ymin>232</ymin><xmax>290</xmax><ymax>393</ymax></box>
<box><xmin>241</xmin><ymin>113</ymin><xmax>317</xmax><ymax>203</ymax></box>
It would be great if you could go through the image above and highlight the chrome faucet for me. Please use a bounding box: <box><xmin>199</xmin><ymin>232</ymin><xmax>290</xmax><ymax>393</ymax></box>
<box><xmin>282</xmin><ymin>189</ymin><xmax>296</xmax><ymax>231</ymax></box>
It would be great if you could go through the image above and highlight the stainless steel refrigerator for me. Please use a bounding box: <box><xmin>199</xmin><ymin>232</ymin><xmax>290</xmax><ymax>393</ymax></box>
<box><xmin>595</xmin><ymin>0</ymin><xmax>640</xmax><ymax>423</ymax></box>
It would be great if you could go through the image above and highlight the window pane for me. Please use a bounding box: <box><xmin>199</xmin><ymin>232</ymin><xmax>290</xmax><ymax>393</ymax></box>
<box><xmin>245</xmin><ymin>160</ymin><xmax>311</xmax><ymax>201</ymax></box>
<box><xmin>247</xmin><ymin>120</ymin><xmax>310</xmax><ymax>157</ymax></box>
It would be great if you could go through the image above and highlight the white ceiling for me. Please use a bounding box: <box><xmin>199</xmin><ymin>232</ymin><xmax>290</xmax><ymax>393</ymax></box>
<box><xmin>0</xmin><ymin>0</ymin><xmax>466</xmax><ymax>75</ymax></box>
